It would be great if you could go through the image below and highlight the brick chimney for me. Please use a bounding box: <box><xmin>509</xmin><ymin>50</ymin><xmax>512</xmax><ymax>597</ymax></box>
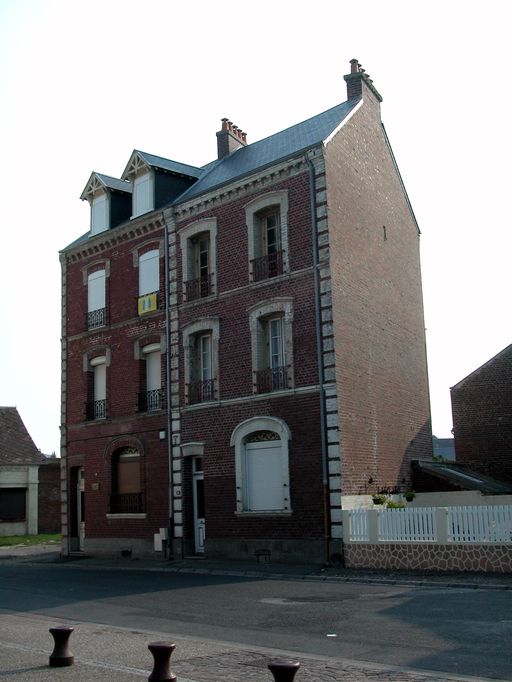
<box><xmin>344</xmin><ymin>59</ymin><xmax>383</xmax><ymax>103</ymax></box>
<box><xmin>216</xmin><ymin>118</ymin><xmax>248</xmax><ymax>159</ymax></box>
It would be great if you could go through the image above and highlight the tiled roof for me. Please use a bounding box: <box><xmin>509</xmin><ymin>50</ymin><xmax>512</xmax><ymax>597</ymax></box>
<box><xmin>0</xmin><ymin>407</ymin><xmax>44</xmax><ymax>466</ymax></box>
<box><xmin>177</xmin><ymin>98</ymin><xmax>360</xmax><ymax>202</ymax></box>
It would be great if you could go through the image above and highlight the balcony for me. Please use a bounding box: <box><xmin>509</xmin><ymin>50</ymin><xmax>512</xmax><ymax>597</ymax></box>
<box><xmin>251</xmin><ymin>250</ymin><xmax>283</xmax><ymax>282</ymax></box>
<box><xmin>255</xmin><ymin>366</ymin><xmax>288</xmax><ymax>394</ymax></box>
<box><xmin>87</xmin><ymin>307</ymin><xmax>106</xmax><ymax>330</ymax></box>
<box><xmin>137</xmin><ymin>389</ymin><xmax>164</xmax><ymax>412</ymax></box>
<box><xmin>109</xmin><ymin>493</ymin><xmax>144</xmax><ymax>514</ymax></box>
<box><xmin>187</xmin><ymin>378</ymin><xmax>215</xmax><ymax>405</ymax></box>
<box><xmin>185</xmin><ymin>273</ymin><xmax>212</xmax><ymax>302</ymax></box>
<box><xmin>85</xmin><ymin>399</ymin><xmax>108</xmax><ymax>421</ymax></box>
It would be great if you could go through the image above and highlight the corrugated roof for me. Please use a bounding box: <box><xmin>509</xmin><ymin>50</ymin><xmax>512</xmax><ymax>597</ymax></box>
<box><xmin>0</xmin><ymin>407</ymin><xmax>45</xmax><ymax>466</ymax></box>
<box><xmin>414</xmin><ymin>460</ymin><xmax>512</xmax><ymax>494</ymax></box>
<box><xmin>177</xmin><ymin>98</ymin><xmax>360</xmax><ymax>202</ymax></box>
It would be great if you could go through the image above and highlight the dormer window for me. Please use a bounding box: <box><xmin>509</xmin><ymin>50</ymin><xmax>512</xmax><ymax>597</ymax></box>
<box><xmin>133</xmin><ymin>171</ymin><xmax>154</xmax><ymax>218</ymax></box>
<box><xmin>81</xmin><ymin>172</ymin><xmax>132</xmax><ymax>235</ymax></box>
<box><xmin>91</xmin><ymin>193</ymin><xmax>109</xmax><ymax>234</ymax></box>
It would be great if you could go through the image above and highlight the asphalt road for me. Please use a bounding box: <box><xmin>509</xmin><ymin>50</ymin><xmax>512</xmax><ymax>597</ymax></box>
<box><xmin>0</xmin><ymin>561</ymin><xmax>511</xmax><ymax>680</ymax></box>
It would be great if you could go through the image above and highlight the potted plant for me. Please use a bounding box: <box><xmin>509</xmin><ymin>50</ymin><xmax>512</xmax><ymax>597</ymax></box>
<box><xmin>372</xmin><ymin>493</ymin><xmax>387</xmax><ymax>505</ymax></box>
<box><xmin>403</xmin><ymin>491</ymin><xmax>416</xmax><ymax>502</ymax></box>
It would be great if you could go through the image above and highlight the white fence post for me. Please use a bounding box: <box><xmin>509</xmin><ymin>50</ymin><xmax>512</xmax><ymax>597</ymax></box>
<box><xmin>434</xmin><ymin>507</ymin><xmax>448</xmax><ymax>544</ymax></box>
<box><xmin>368</xmin><ymin>509</ymin><xmax>379</xmax><ymax>543</ymax></box>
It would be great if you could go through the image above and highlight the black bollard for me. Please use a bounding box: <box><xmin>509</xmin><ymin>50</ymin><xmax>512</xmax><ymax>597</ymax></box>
<box><xmin>148</xmin><ymin>641</ymin><xmax>177</xmax><ymax>682</ymax></box>
<box><xmin>268</xmin><ymin>659</ymin><xmax>300</xmax><ymax>682</ymax></box>
<box><xmin>49</xmin><ymin>626</ymin><xmax>74</xmax><ymax>667</ymax></box>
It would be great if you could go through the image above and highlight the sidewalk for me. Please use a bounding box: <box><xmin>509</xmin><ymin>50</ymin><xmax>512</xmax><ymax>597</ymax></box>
<box><xmin>2</xmin><ymin>542</ymin><xmax>511</xmax><ymax>590</ymax></box>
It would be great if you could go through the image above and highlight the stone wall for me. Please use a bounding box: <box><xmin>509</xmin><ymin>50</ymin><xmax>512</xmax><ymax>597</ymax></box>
<box><xmin>344</xmin><ymin>542</ymin><xmax>512</xmax><ymax>573</ymax></box>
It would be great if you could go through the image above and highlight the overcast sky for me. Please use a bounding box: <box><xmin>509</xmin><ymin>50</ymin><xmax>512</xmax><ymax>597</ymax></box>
<box><xmin>0</xmin><ymin>0</ymin><xmax>510</xmax><ymax>455</ymax></box>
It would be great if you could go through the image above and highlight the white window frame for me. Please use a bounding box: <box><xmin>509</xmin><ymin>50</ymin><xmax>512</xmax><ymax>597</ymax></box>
<box><xmin>87</xmin><ymin>269</ymin><xmax>106</xmax><ymax>313</ymax></box>
<box><xmin>91</xmin><ymin>192</ymin><xmax>110</xmax><ymax>234</ymax></box>
<box><xmin>179</xmin><ymin>218</ymin><xmax>217</xmax><ymax>302</ymax></box>
<box><xmin>139</xmin><ymin>249</ymin><xmax>160</xmax><ymax>296</ymax></box>
<box><xmin>182</xmin><ymin>318</ymin><xmax>220</xmax><ymax>404</ymax></box>
<box><xmin>245</xmin><ymin>191</ymin><xmax>289</xmax><ymax>281</ymax></box>
<box><xmin>248</xmin><ymin>298</ymin><xmax>294</xmax><ymax>393</ymax></box>
<box><xmin>132</xmin><ymin>171</ymin><xmax>154</xmax><ymax>218</ymax></box>
<box><xmin>230</xmin><ymin>416</ymin><xmax>292</xmax><ymax>514</ymax></box>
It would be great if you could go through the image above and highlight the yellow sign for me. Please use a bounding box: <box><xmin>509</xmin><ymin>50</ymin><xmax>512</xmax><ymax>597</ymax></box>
<box><xmin>138</xmin><ymin>293</ymin><xmax>158</xmax><ymax>315</ymax></box>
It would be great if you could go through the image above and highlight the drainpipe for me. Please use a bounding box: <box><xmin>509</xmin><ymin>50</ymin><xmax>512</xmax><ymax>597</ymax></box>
<box><xmin>305</xmin><ymin>155</ymin><xmax>331</xmax><ymax>566</ymax></box>
<box><xmin>163</xmin><ymin>212</ymin><xmax>174</xmax><ymax>558</ymax></box>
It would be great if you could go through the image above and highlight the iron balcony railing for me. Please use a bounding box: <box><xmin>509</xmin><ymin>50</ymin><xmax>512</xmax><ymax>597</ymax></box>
<box><xmin>251</xmin><ymin>250</ymin><xmax>284</xmax><ymax>282</ymax></box>
<box><xmin>255</xmin><ymin>366</ymin><xmax>289</xmax><ymax>394</ymax></box>
<box><xmin>87</xmin><ymin>307</ymin><xmax>106</xmax><ymax>330</ymax></box>
<box><xmin>185</xmin><ymin>273</ymin><xmax>212</xmax><ymax>301</ymax></box>
<box><xmin>187</xmin><ymin>378</ymin><xmax>215</xmax><ymax>405</ymax></box>
<box><xmin>137</xmin><ymin>389</ymin><xmax>164</xmax><ymax>412</ymax></box>
<box><xmin>109</xmin><ymin>493</ymin><xmax>144</xmax><ymax>514</ymax></box>
<box><xmin>85</xmin><ymin>399</ymin><xmax>108</xmax><ymax>421</ymax></box>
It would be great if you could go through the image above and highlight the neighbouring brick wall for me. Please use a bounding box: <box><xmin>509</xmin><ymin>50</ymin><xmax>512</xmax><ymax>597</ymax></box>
<box><xmin>38</xmin><ymin>462</ymin><xmax>61</xmax><ymax>534</ymax></box>
<box><xmin>345</xmin><ymin>542</ymin><xmax>512</xmax><ymax>573</ymax></box>
<box><xmin>324</xmin><ymin>97</ymin><xmax>432</xmax><ymax>495</ymax></box>
<box><xmin>451</xmin><ymin>345</ymin><xmax>512</xmax><ymax>484</ymax></box>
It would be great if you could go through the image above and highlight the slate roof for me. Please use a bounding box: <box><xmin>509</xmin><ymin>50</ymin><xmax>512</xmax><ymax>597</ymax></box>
<box><xmin>177</xmin><ymin>98</ymin><xmax>360</xmax><ymax>202</ymax></box>
<box><xmin>63</xmin><ymin>96</ymin><xmax>360</xmax><ymax>252</ymax></box>
<box><xmin>123</xmin><ymin>151</ymin><xmax>203</xmax><ymax>180</ymax></box>
<box><xmin>95</xmin><ymin>173</ymin><xmax>132</xmax><ymax>194</ymax></box>
<box><xmin>0</xmin><ymin>407</ymin><xmax>44</xmax><ymax>466</ymax></box>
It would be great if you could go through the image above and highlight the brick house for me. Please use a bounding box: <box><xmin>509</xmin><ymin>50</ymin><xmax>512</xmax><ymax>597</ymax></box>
<box><xmin>0</xmin><ymin>406</ymin><xmax>60</xmax><ymax>536</ymax></box>
<box><xmin>60</xmin><ymin>60</ymin><xmax>432</xmax><ymax>563</ymax></box>
<box><xmin>451</xmin><ymin>344</ymin><xmax>512</xmax><ymax>484</ymax></box>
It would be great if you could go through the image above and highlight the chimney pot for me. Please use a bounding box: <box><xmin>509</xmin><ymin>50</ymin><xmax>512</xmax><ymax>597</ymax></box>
<box><xmin>217</xmin><ymin>117</ymin><xmax>248</xmax><ymax>159</ymax></box>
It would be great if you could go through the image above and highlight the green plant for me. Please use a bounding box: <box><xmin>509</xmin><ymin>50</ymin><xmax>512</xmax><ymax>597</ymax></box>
<box><xmin>386</xmin><ymin>500</ymin><xmax>406</xmax><ymax>509</ymax></box>
<box><xmin>0</xmin><ymin>534</ymin><xmax>61</xmax><ymax>548</ymax></box>
<box><xmin>403</xmin><ymin>491</ymin><xmax>416</xmax><ymax>502</ymax></box>
<box><xmin>372</xmin><ymin>494</ymin><xmax>387</xmax><ymax>505</ymax></box>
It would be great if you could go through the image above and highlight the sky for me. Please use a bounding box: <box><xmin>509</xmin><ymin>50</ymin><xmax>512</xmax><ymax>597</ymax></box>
<box><xmin>0</xmin><ymin>0</ymin><xmax>510</xmax><ymax>455</ymax></box>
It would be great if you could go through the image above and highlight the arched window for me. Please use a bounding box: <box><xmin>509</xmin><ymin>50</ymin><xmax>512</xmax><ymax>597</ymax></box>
<box><xmin>230</xmin><ymin>417</ymin><xmax>292</xmax><ymax>514</ymax></box>
<box><xmin>110</xmin><ymin>447</ymin><xmax>144</xmax><ymax>513</ymax></box>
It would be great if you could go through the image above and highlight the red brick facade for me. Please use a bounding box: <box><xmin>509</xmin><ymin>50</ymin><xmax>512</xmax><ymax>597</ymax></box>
<box><xmin>60</xmin><ymin>62</ymin><xmax>432</xmax><ymax>564</ymax></box>
<box><xmin>451</xmin><ymin>345</ymin><xmax>512</xmax><ymax>484</ymax></box>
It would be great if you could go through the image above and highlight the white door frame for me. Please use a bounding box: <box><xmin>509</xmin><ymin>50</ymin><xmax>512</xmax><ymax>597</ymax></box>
<box><xmin>192</xmin><ymin>457</ymin><xmax>205</xmax><ymax>553</ymax></box>
<box><xmin>77</xmin><ymin>468</ymin><xmax>85</xmax><ymax>551</ymax></box>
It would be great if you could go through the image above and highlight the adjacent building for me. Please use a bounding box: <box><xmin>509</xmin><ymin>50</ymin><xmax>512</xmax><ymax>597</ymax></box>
<box><xmin>0</xmin><ymin>406</ymin><xmax>60</xmax><ymax>536</ymax></box>
<box><xmin>451</xmin><ymin>344</ymin><xmax>512</xmax><ymax>484</ymax></box>
<box><xmin>60</xmin><ymin>60</ymin><xmax>432</xmax><ymax>563</ymax></box>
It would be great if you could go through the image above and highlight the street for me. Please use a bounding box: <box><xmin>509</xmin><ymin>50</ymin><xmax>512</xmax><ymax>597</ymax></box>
<box><xmin>0</xmin><ymin>560</ymin><xmax>511</xmax><ymax>681</ymax></box>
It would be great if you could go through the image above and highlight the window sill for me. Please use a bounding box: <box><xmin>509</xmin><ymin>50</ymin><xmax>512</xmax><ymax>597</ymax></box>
<box><xmin>235</xmin><ymin>510</ymin><xmax>292</xmax><ymax>517</ymax></box>
<box><xmin>106</xmin><ymin>513</ymin><xmax>147</xmax><ymax>519</ymax></box>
